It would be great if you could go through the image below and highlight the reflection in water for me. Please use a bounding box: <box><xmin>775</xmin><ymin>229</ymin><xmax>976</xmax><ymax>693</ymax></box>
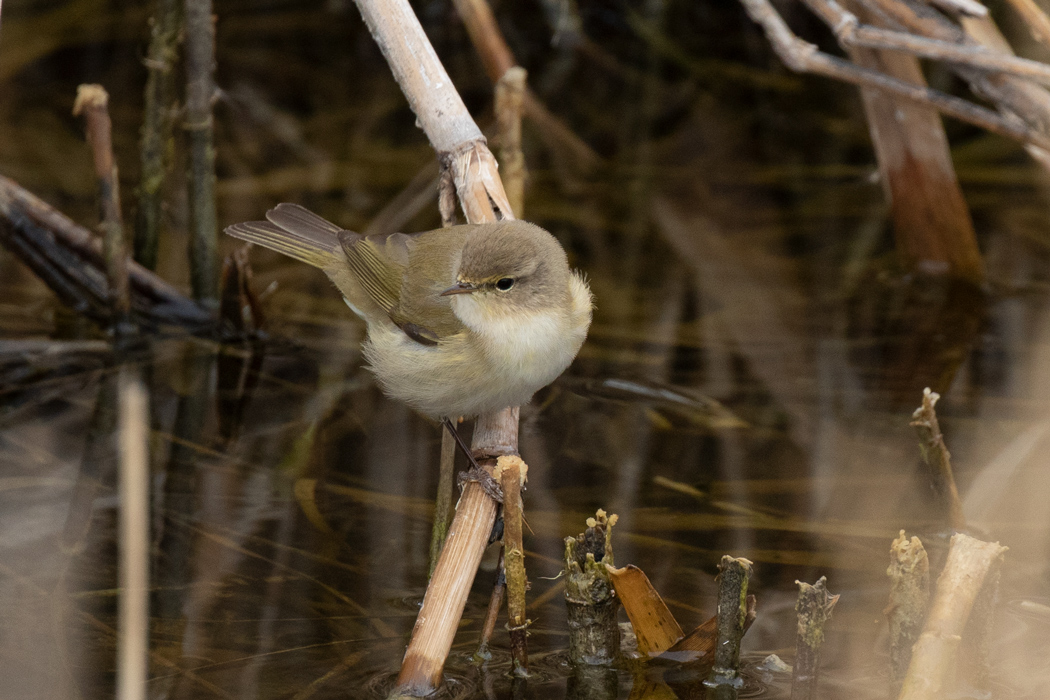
<box><xmin>3</xmin><ymin>1</ymin><xmax>1050</xmax><ymax>699</ymax></box>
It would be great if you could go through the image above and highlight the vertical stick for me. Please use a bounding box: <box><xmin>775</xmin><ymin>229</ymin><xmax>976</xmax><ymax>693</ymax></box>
<box><xmin>73</xmin><ymin>85</ymin><xmax>132</xmax><ymax>331</ymax></box>
<box><xmin>791</xmin><ymin>577</ymin><xmax>838</xmax><ymax>700</ymax></box>
<box><xmin>117</xmin><ymin>370</ymin><xmax>150</xmax><ymax>700</ymax></box>
<box><xmin>494</xmin><ymin>67</ymin><xmax>527</xmax><ymax>218</ymax></box>
<box><xmin>887</xmin><ymin>531</ymin><xmax>930</xmax><ymax>686</ymax></box>
<box><xmin>428</xmin><ymin>427</ymin><xmax>457</xmax><ymax>578</ymax></box>
<box><xmin>498</xmin><ymin>455</ymin><xmax>528</xmax><ymax>676</ymax></box>
<box><xmin>910</xmin><ymin>388</ymin><xmax>966</xmax><ymax>531</ymax></box>
<box><xmin>709</xmin><ymin>556</ymin><xmax>754</xmax><ymax>688</ymax></box>
<box><xmin>136</xmin><ymin>0</ymin><xmax>182</xmax><ymax>270</ymax></box>
<box><xmin>184</xmin><ymin>0</ymin><xmax>219</xmax><ymax>306</ymax></box>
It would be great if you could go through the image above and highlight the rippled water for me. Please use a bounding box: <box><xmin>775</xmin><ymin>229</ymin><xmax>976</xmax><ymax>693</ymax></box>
<box><xmin>3</xmin><ymin>1</ymin><xmax>1050</xmax><ymax>698</ymax></box>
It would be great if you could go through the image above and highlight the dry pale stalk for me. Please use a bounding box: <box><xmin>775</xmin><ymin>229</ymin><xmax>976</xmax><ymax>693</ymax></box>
<box><xmin>117</xmin><ymin>370</ymin><xmax>150</xmax><ymax>700</ymax></box>
<box><xmin>350</xmin><ymin>0</ymin><xmax>521</xmax><ymax>693</ymax></box>
<box><xmin>910</xmin><ymin>388</ymin><xmax>966</xmax><ymax>530</ymax></box>
<box><xmin>73</xmin><ymin>84</ymin><xmax>133</xmax><ymax>329</ymax></box>
<box><xmin>791</xmin><ymin>577</ymin><xmax>839</xmax><ymax>700</ymax></box>
<box><xmin>897</xmin><ymin>533</ymin><xmax>1007</xmax><ymax>700</ymax></box>
<box><xmin>497</xmin><ymin>455</ymin><xmax>529</xmax><ymax>676</ymax></box>
<box><xmin>495</xmin><ymin>67</ymin><xmax>527</xmax><ymax>218</ymax></box>
<box><xmin>607</xmin><ymin>564</ymin><xmax>682</xmax><ymax>656</ymax></box>
<box><xmin>886</xmin><ymin>531</ymin><xmax>930</xmax><ymax>685</ymax></box>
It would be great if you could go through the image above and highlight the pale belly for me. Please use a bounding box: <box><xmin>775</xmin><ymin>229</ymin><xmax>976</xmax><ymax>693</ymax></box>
<box><xmin>362</xmin><ymin>315</ymin><xmax>581</xmax><ymax>419</ymax></box>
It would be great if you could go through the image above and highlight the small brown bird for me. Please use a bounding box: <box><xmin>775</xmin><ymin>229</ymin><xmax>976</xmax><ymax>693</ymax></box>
<box><xmin>226</xmin><ymin>204</ymin><xmax>593</xmax><ymax>420</ymax></box>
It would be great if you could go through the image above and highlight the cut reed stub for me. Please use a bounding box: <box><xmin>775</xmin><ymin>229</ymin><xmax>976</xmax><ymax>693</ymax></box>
<box><xmin>791</xmin><ymin>576</ymin><xmax>838</xmax><ymax>700</ymax></box>
<box><xmin>564</xmin><ymin>510</ymin><xmax>620</xmax><ymax>666</ymax></box>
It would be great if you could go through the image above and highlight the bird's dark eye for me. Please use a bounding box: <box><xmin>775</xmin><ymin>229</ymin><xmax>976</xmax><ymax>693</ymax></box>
<box><xmin>495</xmin><ymin>277</ymin><xmax>515</xmax><ymax>291</ymax></box>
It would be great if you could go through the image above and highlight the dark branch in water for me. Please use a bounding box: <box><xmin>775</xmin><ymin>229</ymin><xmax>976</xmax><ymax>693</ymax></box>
<box><xmin>0</xmin><ymin>175</ymin><xmax>211</xmax><ymax>330</ymax></box>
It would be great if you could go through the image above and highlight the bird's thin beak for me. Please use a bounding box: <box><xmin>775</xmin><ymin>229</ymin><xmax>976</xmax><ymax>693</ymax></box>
<box><xmin>440</xmin><ymin>282</ymin><xmax>477</xmax><ymax>296</ymax></box>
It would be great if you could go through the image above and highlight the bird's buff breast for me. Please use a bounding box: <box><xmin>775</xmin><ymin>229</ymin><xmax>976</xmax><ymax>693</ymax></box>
<box><xmin>363</xmin><ymin>305</ymin><xmax>583</xmax><ymax>419</ymax></box>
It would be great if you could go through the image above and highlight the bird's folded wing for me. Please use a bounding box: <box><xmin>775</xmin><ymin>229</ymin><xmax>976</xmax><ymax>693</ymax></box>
<box><xmin>341</xmin><ymin>230</ymin><xmax>466</xmax><ymax>343</ymax></box>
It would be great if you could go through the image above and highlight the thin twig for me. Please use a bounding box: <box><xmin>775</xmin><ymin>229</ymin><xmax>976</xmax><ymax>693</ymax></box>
<box><xmin>474</xmin><ymin>549</ymin><xmax>506</xmax><ymax>662</ymax></box>
<box><xmin>910</xmin><ymin>388</ymin><xmax>966</xmax><ymax>531</ymax></box>
<box><xmin>428</xmin><ymin>426</ymin><xmax>457</xmax><ymax>578</ymax></box>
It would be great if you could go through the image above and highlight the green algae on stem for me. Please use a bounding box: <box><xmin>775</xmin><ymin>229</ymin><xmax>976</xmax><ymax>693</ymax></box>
<box><xmin>887</xmin><ymin>531</ymin><xmax>929</xmax><ymax>687</ymax></box>
<box><xmin>136</xmin><ymin>0</ymin><xmax>183</xmax><ymax>270</ymax></box>
<box><xmin>791</xmin><ymin>576</ymin><xmax>838</xmax><ymax>700</ymax></box>
<box><xmin>564</xmin><ymin>510</ymin><xmax>620</xmax><ymax>666</ymax></box>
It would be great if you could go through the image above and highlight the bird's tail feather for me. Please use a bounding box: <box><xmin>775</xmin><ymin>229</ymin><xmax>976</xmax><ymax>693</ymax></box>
<box><xmin>225</xmin><ymin>204</ymin><xmax>345</xmax><ymax>268</ymax></box>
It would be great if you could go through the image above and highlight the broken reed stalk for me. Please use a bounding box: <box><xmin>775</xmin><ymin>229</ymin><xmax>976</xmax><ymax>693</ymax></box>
<box><xmin>565</xmin><ymin>510</ymin><xmax>620</xmax><ymax>666</ymax></box>
<box><xmin>498</xmin><ymin>455</ymin><xmax>529</xmax><ymax>676</ymax></box>
<box><xmin>184</xmin><ymin>0</ymin><xmax>219</xmax><ymax>306</ymax></box>
<box><xmin>910</xmin><ymin>388</ymin><xmax>966</xmax><ymax>531</ymax></box>
<box><xmin>842</xmin><ymin>3</ymin><xmax>983</xmax><ymax>283</ymax></box>
<box><xmin>0</xmin><ymin>177</ymin><xmax>210</xmax><ymax>328</ymax></box>
<box><xmin>791</xmin><ymin>576</ymin><xmax>839</xmax><ymax>700</ymax></box>
<box><xmin>709</xmin><ymin>556</ymin><xmax>753</xmax><ymax>688</ymax></box>
<box><xmin>495</xmin><ymin>67</ymin><xmax>527</xmax><ymax>218</ymax></box>
<box><xmin>73</xmin><ymin>85</ymin><xmax>133</xmax><ymax>332</ymax></box>
<box><xmin>428</xmin><ymin>428</ymin><xmax>457</xmax><ymax>578</ymax></box>
<box><xmin>898</xmin><ymin>534</ymin><xmax>1007</xmax><ymax>700</ymax></box>
<box><xmin>349</xmin><ymin>0</ymin><xmax>519</xmax><ymax>694</ymax></box>
<box><xmin>117</xmin><ymin>369</ymin><xmax>150</xmax><ymax>700</ymax></box>
<box><xmin>136</xmin><ymin>0</ymin><xmax>182</xmax><ymax>269</ymax></box>
<box><xmin>887</xmin><ymin>531</ymin><xmax>930</xmax><ymax>686</ymax></box>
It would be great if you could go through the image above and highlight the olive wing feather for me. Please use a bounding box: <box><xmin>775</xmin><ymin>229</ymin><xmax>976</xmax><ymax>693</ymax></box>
<box><xmin>340</xmin><ymin>229</ymin><xmax>466</xmax><ymax>342</ymax></box>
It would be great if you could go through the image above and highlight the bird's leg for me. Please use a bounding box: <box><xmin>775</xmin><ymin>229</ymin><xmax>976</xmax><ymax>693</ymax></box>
<box><xmin>442</xmin><ymin>417</ymin><xmax>505</xmax><ymax>503</ymax></box>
